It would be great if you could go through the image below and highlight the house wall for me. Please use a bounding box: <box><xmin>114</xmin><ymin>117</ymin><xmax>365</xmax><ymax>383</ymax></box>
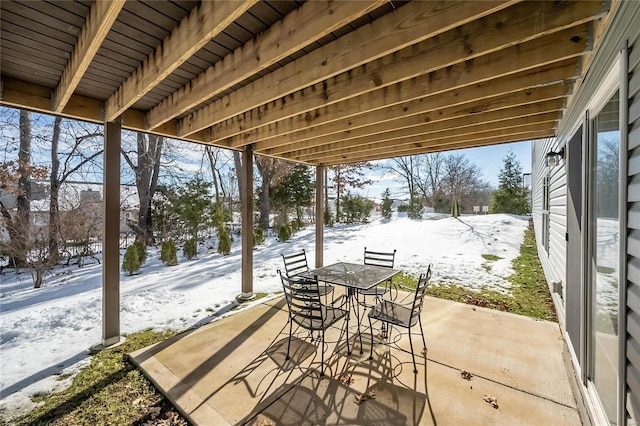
<box><xmin>532</xmin><ymin>138</ymin><xmax>567</xmax><ymax>310</ymax></box>
<box><xmin>532</xmin><ymin>1</ymin><xmax>640</xmax><ymax>423</ymax></box>
<box><xmin>626</xmin><ymin>16</ymin><xmax>640</xmax><ymax>422</ymax></box>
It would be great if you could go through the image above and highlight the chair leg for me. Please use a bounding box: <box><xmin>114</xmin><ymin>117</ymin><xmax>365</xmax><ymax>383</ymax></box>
<box><xmin>320</xmin><ymin>329</ymin><xmax>325</xmax><ymax>377</ymax></box>
<box><xmin>368</xmin><ymin>315</ymin><xmax>374</xmax><ymax>361</ymax></box>
<box><xmin>286</xmin><ymin>316</ymin><xmax>293</xmax><ymax>361</ymax></box>
<box><xmin>418</xmin><ymin>316</ymin><xmax>427</xmax><ymax>354</ymax></box>
<box><xmin>354</xmin><ymin>293</ymin><xmax>364</xmax><ymax>354</ymax></box>
<box><xmin>408</xmin><ymin>326</ymin><xmax>417</xmax><ymax>374</ymax></box>
<box><xmin>345</xmin><ymin>311</ymin><xmax>351</xmax><ymax>356</ymax></box>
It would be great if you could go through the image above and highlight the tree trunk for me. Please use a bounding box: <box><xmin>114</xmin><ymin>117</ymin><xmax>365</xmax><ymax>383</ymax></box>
<box><xmin>255</xmin><ymin>159</ymin><xmax>272</xmax><ymax>230</ymax></box>
<box><xmin>125</xmin><ymin>133</ymin><xmax>163</xmax><ymax>246</ymax></box>
<box><xmin>233</xmin><ymin>151</ymin><xmax>243</xmax><ymax>200</ymax></box>
<box><xmin>206</xmin><ymin>147</ymin><xmax>221</xmax><ymax>205</ymax></box>
<box><xmin>48</xmin><ymin>116</ymin><xmax>62</xmax><ymax>262</ymax></box>
<box><xmin>14</xmin><ymin>110</ymin><xmax>32</xmax><ymax>267</ymax></box>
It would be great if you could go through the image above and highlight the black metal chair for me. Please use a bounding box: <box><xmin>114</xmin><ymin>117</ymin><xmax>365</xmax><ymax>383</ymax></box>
<box><xmin>358</xmin><ymin>247</ymin><xmax>397</xmax><ymax>299</ymax></box>
<box><xmin>281</xmin><ymin>249</ymin><xmax>334</xmax><ymax>299</ymax></box>
<box><xmin>368</xmin><ymin>265</ymin><xmax>431</xmax><ymax>373</ymax></box>
<box><xmin>278</xmin><ymin>270</ymin><xmax>349</xmax><ymax>376</ymax></box>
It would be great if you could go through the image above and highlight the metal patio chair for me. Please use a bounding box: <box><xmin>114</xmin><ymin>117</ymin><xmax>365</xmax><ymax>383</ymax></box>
<box><xmin>368</xmin><ymin>265</ymin><xmax>432</xmax><ymax>373</ymax></box>
<box><xmin>358</xmin><ymin>247</ymin><xmax>397</xmax><ymax>300</ymax></box>
<box><xmin>281</xmin><ymin>249</ymin><xmax>335</xmax><ymax>299</ymax></box>
<box><xmin>278</xmin><ymin>270</ymin><xmax>349</xmax><ymax>376</ymax></box>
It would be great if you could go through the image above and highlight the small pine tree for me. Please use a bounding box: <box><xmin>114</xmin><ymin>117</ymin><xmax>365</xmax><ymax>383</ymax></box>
<box><xmin>160</xmin><ymin>240</ymin><xmax>178</xmax><ymax>266</ymax></box>
<box><xmin>324</xmin><ymin>209</ymin><xmax>334</xmax><ymax>226</ymax></box>
<box><xmin>381</xmin><ymin>188</ymin><xmax>393</xmax><ymax>219</ymax></box>
<box><xmin>278</xmin><ymin>224</ymin><xmax>291</xmax><ymax>242</ymax></box>
<box><xmin>122</xmin><ymin>245</ymin><xmax>140</xmax><ymax>275</ymax></box>
<box><xmin>489</xmin><ymin>152</ymin><xmax>530</xmax><ymax>215</ymax></box>
<box><xmin>217</xmin><ymin>226</ymin><xmax>232</xmax><ymax>255</ymax></box>
<box><xmin>183</xmin><ymin>238</ymin><xmax>197</xmax><ymax>260</ymax></box>
<box><xmin>253</xmin><ymin>228</ymin><xmax>265</xmax><ymax>247</ymax></box>
<box><xmin>133</xmin><ymin>241</ymin><xmax>147</xmax><ymax>263</ymax></box>
<box><xmin>408</xmin><ymin>192</ymin><xmax>424</xmax><ymax>219</ymax></box>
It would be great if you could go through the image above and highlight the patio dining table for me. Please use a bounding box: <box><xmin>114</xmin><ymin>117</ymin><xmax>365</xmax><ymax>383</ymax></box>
<box><xmin>299</xmin><ymin>261</ymin><xmax>401</xmax><ymax>353</ymax></box>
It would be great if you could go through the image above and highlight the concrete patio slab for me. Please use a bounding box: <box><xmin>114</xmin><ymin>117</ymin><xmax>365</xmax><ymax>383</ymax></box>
<box><xmin>130</xmin><ymin>295</ymin><xmax>582</xmax><ymax>425</ymax></box>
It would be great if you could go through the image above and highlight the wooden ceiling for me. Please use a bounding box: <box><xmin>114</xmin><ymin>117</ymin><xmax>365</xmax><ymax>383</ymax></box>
<box><xmin>0</xmin><ymin>0</ymin><xmax>611</xmax><ymax>165</ymax></box>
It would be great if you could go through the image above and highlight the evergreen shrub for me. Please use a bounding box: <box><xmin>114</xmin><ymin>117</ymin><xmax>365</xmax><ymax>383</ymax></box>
<box><xmin>122</xmin><ymin>245</ymin><xmax>140</xmax><ymax>275</ymax></box>
<box><xmin>183</xmin><ymin>239</ymin><xmax>197</xmax><ymax>259</ymax></box>
<box><xmin>160</xmin><ymin>240</ymin><xmax>178</xmax><ymax>266</ymax></box>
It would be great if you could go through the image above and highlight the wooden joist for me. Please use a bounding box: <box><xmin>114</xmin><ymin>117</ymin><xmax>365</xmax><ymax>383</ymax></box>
<box><xmin>145</xmin><ymin>0</ymin><xmax>387</xmax><ymax>130</ymax></box>
<box><xmin>255</xmin><ymin>73</ymin><xmax>570</xmax><ymax>155</ymax></box>
<box><xmin>321</xmin><ymin>131</ymin><xmax>554</xmax><ymax>165</ymax></box>
<box><xmin>205</xmin><ymin>0</ymin><xmax>601</xmax><ymax>144</ymax></box>
<box><xmin>287</xmin><ymin>112</ymin><xmax>560</xmax><ymax>162</ymax></box>
<box><xmin>178</xmin><ymin>0</ymin><xmax>520</xmax><ymax>136</ymax></box>
<box><xmin>104</xmin><ymin>0</ymin><xmax>258</xmax><ymax>122</ymax></box>
<box><xmin>277</xmin><ymin>95</ymin><xmax>566</xmax><ymax>160</ymax></box>
<box><xmin>53</xmin><ymin>0</ymin><xmax>125</xmax><ymax>112</ymax></box>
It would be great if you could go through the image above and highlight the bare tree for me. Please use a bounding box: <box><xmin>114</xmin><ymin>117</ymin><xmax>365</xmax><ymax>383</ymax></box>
<box><xmin>205</xmin><ymin>146</ymin><xmax>230</xmax><ymax>205</ymax></box>
<box><xmin>48</xmin><ymin>118</ymin><xmax>103</xmax><ymax>260</ymax></box>
<box><xmin>389</xmin><ymin>156</ymin><xmax>417</xmax><ymax>197</ymax></box>
<box><xmin>418</xmin><ymin>153</ymin><xmax>445</xmax><ymax>208</ymax></box>
<box><xmin>442</xmin><ymin>154</ymin><xmax>484</xmax><ymax>216</ymax></box>
<box><xmin>328</xmin><ymin>162</ymin><xmax>373</xmax><ymax>222</ymax></box>
<box><xmin>0</xmin><ymin>111</ymin><xmax>34</xmax><ymax>267</ymax></box>
<box><xmin>255</xmin><ymin>156</ymin><xmax>292</xmax><ymax>230</ymax></box>
<box><xmin>122</xmin><ymin>132</ymin><xmax>163</xmax><ymax>245</ymax></box>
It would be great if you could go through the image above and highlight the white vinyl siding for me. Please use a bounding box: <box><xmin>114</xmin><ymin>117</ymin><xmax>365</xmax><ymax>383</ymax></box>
<box><xmin>532</xmin><ymin>138</ymin><xmax>567</xmax><ymax>302</ymax></box>
<box><xmin>532</xmin><ymin>2</ymin><xmax>640</xmax><ymax>423</ymax></box>
<box><xmin>626</xmin><ymin>18</ymin><xmax>640</xmax><ymax>422</ymax></box>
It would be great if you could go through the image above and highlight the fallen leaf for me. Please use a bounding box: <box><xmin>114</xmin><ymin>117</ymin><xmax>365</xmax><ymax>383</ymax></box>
<box><xmin>354</xmin><ymin>391</ymin><xmax>376</xmax><ymax>405</ymax></box>
<box><xmin>483</xmin><ymin>394</ymin><xmax>499</xmax><ymax>409</ymax></box>
<box><xmin>338</xmin><ymin>373</ymin><xmax>354</xmax><ymax>385</ymax></box>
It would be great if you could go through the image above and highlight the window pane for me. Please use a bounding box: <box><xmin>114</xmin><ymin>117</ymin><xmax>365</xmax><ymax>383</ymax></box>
<box><xmin>592</xmin><ymin>89</ymin><xmax>619</xmax><ymax>424</ymax></box>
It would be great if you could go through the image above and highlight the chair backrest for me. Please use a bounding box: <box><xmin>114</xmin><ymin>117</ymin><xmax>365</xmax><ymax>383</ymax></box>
<box><xmin>409</xmin><ymin>265</ymin><xmax>432</xmax><ymax>326</ymax></box>
<box><xmin>364</xmin><ymin>247</ymin><xmax>396</xmax><ymax>269</ymax></box>
<box><xmin>281</xmin><ymin>249</ymin><xmax>309</xmax><ymax>277</ymax></box>
<box><xmin>278</xmin><ymin>270</ymin><xmax>324</xmax><ymax>330</ymax></box>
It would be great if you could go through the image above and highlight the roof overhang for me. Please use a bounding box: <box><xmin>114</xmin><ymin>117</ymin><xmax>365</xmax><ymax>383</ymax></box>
<box><xmin>0</xmin><ymin>0</ymin><xmax>613</xmax><ymax>165</ymax></box>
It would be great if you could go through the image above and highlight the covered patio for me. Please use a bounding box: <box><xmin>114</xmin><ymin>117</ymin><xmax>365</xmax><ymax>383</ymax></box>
<box><xmin>0</xmin><ymin>0</ymin><xmax>617</xmax><ymax>423</ymax></box>
<box><xmin>131</xmin><ymin>294</ymin><xmax>580</xmax><ymax>425</ymax></box>
<box><xmin>0</xmin><ymin>0</ymin><xmax>613</xmax><ymax>345</ymax></box>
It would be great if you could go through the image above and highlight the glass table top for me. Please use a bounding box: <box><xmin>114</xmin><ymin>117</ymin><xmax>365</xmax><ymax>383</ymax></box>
<box><xmin>298</xmin><ymin>262</ymin><xmax>400</xmax><ymax>290</ymax></box>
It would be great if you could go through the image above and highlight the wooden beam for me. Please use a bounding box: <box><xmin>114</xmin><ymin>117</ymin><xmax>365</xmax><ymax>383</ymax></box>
<box><xmin>179</xmin><ymin>0</ymin><xmax>520</xmax><ymax>136</ymax></box>
<box><xmin>290</xmin><ymin>112</ymin><xmax>559</xmax><ymax>162</ymax></box>
<box><xmin>289</xmin><ymin>105</ymin><xmax>562</xmax><ymax>161</ymax></box>
<box><xmin>263</xmin><ymin>84</ymin><xmax>569</xmax><ymax>156</ymax></box>
<box><xmin>53</xmin><ymin>0</ymin><xmax>125</xmax><ymax>112</ymax></box>
<box><xmin>102</xmin><ymin>120</ymin><xmax>121</xmax><ymax>345</ymax></box>
<box><xmin>240</xmin><ymin>59</ymin><xmax>580</xmax><ymax>150</ymax></box>
<box><xmin>322</xmin><ymin>131</ymin><xmax>555</xmax><ymax>165</ymax></box>
<box><xmin>2</xmin><ymin>77</ymin><xmax>206</xmax><ymax>144</ymax></box>
<box><xmin>105</xmin><ymin>0</ymin><xmax>258</xmax><ymax>122</ymax></box>
<box><xmin>241</xmin><ymin>145</ymin><xmax>254</xmax><ymax>298</ymax></box>
<box><xmin>315</xmin><ymin>165</ymin><xmax>324</xmax><ymax>269</ymax></box>
<box><xmin>146</xmin><ymin>0</ymin><xmax>386</xmax><ymax>130</ymax></box>
<box><xmin>203</xmin><ymin>0</ymin><xmax>603</xmax><ymax>141</ymax></box>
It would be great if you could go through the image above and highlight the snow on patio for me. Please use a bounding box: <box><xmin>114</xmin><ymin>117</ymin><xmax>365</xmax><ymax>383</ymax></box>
<box><xmin>0</xmin><ymin>213</ymin><xmax>529</xmax><ymax>418</ymax></box>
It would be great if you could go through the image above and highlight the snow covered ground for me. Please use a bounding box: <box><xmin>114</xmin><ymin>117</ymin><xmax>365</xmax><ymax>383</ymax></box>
<box><xmin>0</xmin><ymin>213</ymin><xmax>529</xmax><ymax>418</ymax></box>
